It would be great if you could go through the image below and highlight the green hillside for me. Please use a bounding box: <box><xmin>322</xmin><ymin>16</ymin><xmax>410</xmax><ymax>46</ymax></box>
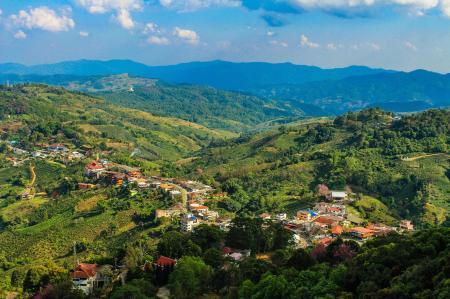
<box><xmin>2</xmin><ymin>74</ymin><xmax>303</xmax><ymax>132</ymax></box>
<box><xmin>0</xmin><ymin>84</ymin><xmax>233</xmax><ymax>162</ymax></box>
<box><xmin>186</xmin><ymin>109</ymin><xmax>450</xmax><ymax>226</ymax></box>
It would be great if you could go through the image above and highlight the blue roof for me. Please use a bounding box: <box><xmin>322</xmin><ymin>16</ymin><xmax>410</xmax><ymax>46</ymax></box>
<box><xmin>308</xmin><ymin>210</ymin><xmax>318</xmax><ymax>216</ymax></box>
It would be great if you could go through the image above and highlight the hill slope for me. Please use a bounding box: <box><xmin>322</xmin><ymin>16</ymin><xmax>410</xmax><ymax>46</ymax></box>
<box><xmin>0</xmin><ymin>84</ymin><xmax>232</xmax><ymax>161</ymax></box>
<box><xmin>186</xmin><ymin>109</ymin><xmax>450</xmax><ymax>226</ymax></box>
<box><xmin>0</xmin><ymin>74</ymin><xmax>302</xmax><ymax>131</ymax></box>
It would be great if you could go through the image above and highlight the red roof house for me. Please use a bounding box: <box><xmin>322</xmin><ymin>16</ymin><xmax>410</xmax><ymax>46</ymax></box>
<box><xmin>156</xmin><ymin>256</ymin><xmax>177</xmax><ymax>267</ymax></box>
<box><xmin>331</xmin><ymin>225</ymin><xmax>343</xmax><ymax>236</ymax></box>
<box><xmin>70</xmin><ymin>263</ymin><xmax>97</xmax><ymax>279</ymax></box>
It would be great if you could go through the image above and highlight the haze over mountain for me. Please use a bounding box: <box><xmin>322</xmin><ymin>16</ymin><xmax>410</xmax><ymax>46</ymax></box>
<box><xmin>0</xmin><ymin>59</ymin><xmax>390</xmax><ymax>90</ymax></box>
<box><xmin>1</xmin><ymin>59</ymin><xmax>450</xmax><ymax>115</ymax></box>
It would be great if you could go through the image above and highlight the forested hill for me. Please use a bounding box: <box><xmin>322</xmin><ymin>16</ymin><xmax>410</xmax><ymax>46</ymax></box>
<box><xmin>68</xmin><ymin>74</ymin><xmax>299</xmax><ymax>132</ymax></box>
<box><xmin>187</xmin><ymin>109</ymin><xmax>450</xmax><ymax>226</ymax></box>
<box><xmin>0</xmin><ymin>74</ymin><xmax>302</xmax><ymax>132</ymax></box>
<box><xmin>253</xmin><ymin>70</ymin><xmax>450</xmax><ymax>114</ymax></box>
<box><xmin>0</xmin><ymin>84</ymin><xmax>232</xmax><ymax>161</ymax></box>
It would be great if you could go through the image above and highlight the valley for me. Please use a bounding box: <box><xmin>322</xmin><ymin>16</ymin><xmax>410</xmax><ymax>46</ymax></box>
<box><xmin>0</xmin><ymin>83</ymin><xmax>448</xmax><ymax>299</ymax></box>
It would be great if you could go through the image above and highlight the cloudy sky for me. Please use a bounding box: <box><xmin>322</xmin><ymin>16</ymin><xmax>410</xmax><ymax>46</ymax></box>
<box><xmin>1</xmin><ymin>0</ymin><xmax>450</xmax><ymax>72</ymax></box>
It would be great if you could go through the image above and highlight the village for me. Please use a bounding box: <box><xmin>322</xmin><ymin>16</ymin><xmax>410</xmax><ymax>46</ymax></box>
<box><xmin>1</xmin><ymin>140</ymin><xmax>415</xmax><ymax>295</ymax></box>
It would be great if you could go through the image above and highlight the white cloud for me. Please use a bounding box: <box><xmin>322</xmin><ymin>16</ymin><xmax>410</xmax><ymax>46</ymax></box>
<box><xmin>9</xmin><ymin>6</ymin><xmax>75</xmax><ymax>32</ymax></box>
<box><xmin>300</xmin><ymin>34</ymin><xmax>319</xmax><ymax>48</ymax></box>
<box><xmin>173</xmin><ymin>27</ymin><xmax>200</xmax><ymax>44</ymax></box>
<box><xmin>270</xmin><ymin>40</ymin><xmax>288</xmax><ymax>47</ymax></box>
<box><xmin>76</xmin><ymin>0</ymin><xmax>142</xmax><ymax>29</ymax></box>
<box><xmin>76</xmin><ymin>0</ymin><xmax>142</xmax><ymax>13</ymax></box>
<box><xmin>267</xmin><ymin>31</ymin><xmax>275</xmax><ymax>37</ymax></box>
<box><xmin>14</xmin><ymin>30</ymin><xmax>27</xmax><ymax>39</ymax></box>
<box><xmin>79</xmin><ymin>31</ymin><xmax>90</xmax><ymax>37</ymax></box>
<box><xmin>278</xmin><ymin>0</ymin><xmax>450</xmax><ymax>17</ymax></box>
<box><xmin>143</xmin><ymin>22</ymin><xmax>159</xmax><ymax>34</ymax></box>
<box><xmin>327</xmin><ymin>43</ymin><xmax>337</xmax><ymax>50</ymax></box>
<box><xmin>148</xmin><ymin>35</ymin><xmax>170</xmax><ymax>45</ymax></box>
<box><xmin>159</xmin><ymin>0</ymin><xmax>240</xmax><ymax>11</ymax></box>
<box><xmin>404</xmin><ymin>41</ymin><xmax>418</xmax><ymax>51</ymax></box>
<box><xmin>368</xmin><ymin>42</ymin><xmax>381</xmax><ymax>51</ymax></box>
<box><xmin>115</xmin><ymin>9</ymin><xmax>134</xmax><ymax>29</ymax></box>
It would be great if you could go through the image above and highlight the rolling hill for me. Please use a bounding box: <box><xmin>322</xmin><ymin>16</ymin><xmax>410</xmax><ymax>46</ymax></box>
<box><xmin>186</xmin><ymin>109</ymin><xmax>450</xmax><ymax>226</ymax></box>
<box><xmin>0</xmin><ymin>84</ymin><xmax>233</xmax><ymax>162</ymax></box>
<box><xmin>0</xmin><ymin>74</ymin><xmax>301</xmax><ymax>131</ymax></box>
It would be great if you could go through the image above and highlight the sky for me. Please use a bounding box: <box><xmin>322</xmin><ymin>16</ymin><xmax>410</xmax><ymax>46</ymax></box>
<box><xmin>1</xmin><ymin>0</ymin><xmax>450</xmax><ymax>72</ymax></box>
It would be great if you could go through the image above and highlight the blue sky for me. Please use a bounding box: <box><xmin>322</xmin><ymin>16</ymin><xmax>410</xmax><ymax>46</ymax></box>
<box><xmin>1</xmin><ymin>0</ymin><xmax>450</xmax><ymax>72</ymax></box>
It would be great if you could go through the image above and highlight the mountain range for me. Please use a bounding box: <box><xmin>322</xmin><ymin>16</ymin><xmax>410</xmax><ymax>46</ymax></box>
<box><xmin>1</xmin><ymin>59</ymin><xmax>450</xmax><ymax>115</ymax></box>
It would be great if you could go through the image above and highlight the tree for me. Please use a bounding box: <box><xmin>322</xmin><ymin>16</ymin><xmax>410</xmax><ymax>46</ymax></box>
<box><xmin>226</xmin><ymin>217</ymin><xmax>264</xmax><ymax>253</ymax></box>
<box><xmin>287</xmin><ymin>248</ymin><xmax>315</xmax><ymax>271</ymax></box>
<box><xmin>169</xmin><ymin>256</ymin><xmax>212</xmax><ymax>299</ymax></box>
<box><xmin>157</xmin><ymin>231</ymin><xmax>201</xmax><ymax>259</ymax></box>
<box><xmin>203</xmin><ymin>248</ymin><xmax>225</xmax><ymax>269</ymax></box>
<box><xmin>238</xmin><ymin>273</ymin><xmax>294</xmax><ymax>299</ymax></box>
<box><xmin>110</xmin><ymin>279</ymin><xmax>156</xmax><ymax>299</ymax></box>
<box><xmin>36</xmin><ymin>280</ymin><xmax>86</xmax><ymax>299</ymax></box>
<box><xmin>191</xmin><ymin>224</ymin><xmax>224</xmax><ymax>251</ymax></box>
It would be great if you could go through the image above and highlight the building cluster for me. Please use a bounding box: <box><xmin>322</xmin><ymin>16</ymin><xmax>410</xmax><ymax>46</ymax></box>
<box><xmin>259</xmin><ymin>195</ymin><xmax>414</xmax><ymax>248</ymax></box>
<box><xmin>3</xmin><ymin>141</ymin><xmax>88</xmax><ymax>166</ymax></box>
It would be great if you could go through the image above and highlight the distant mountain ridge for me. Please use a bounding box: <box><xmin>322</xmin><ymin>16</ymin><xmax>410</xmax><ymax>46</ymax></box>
<box><xmin>1</xmin><ymin>59</ymin><xmax>449</xmax><ymax>115</ymax></box>
<box><xmin>0</xmin><ymin>59</ymin><xmax>391</xmax><ymax>90</ymax></box>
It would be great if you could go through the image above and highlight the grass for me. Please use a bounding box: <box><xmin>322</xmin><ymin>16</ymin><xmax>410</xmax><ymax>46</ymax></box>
<box><xmin>353</xmin><ymin>195</ymin><xmax>398</xmax><ymax>225</ymax></box>
<box><xmin>0</xmin><ymin>197</ymin><xmax>48</xmax><ymax>223</ymax></box>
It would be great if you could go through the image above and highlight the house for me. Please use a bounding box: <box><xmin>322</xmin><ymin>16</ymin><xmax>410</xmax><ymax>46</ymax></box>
<box><xmin>201</xmin><ymin>210</ymin><xmax>219</xmax><ymax>221</ymax></box>
<box><xmin>137</xmin><ymin>180</ymin><xmax>150</xmax><ymax>188</ymax></box>
<box><xmin>329</xmin><ymin>191</ymin><xmax>347</xmax><ymax>201</ymax></box>
<box><xmin>292</xmin><ymin>234</ymin><xmax>309</xmax><ymax>249</ymax></box>
<box><xmin>349</xmin><ymin>227</ymin><xmax>374</xmax><ymax>239</ymax></box>
<box><xmin>47</xmin><ymin>143</ymin><xmax>68</xmax><ymax>153</ymax></box>
<box><xmin>78</xmin><ymin>183</ymin><xmax>96</xmax><ymax>190</ymax></box>
<box><xmin>367</xmin><ymin>223</ymin><xmax>395</xmax><ymax>236</ymax></box>
<box><xmin>191</xmin><ymin>205</ymin><xmax>209</xmax><ymax>214</ymax></box>
<box><xmin>170</xmin><ymin>190</ymin><xmax>182</xmax><ymax>199</ymax></box>
<box><xmin>216</xmin><ymin>217</ymin><xmax>232</xmax><ymax>231</ymax></box>
<box><xmin>155</xmin><ymin>256</ymin><xmax>177</xmax><ymax>285</ymax></box>
<box><xmin>259</xmin><ymin>213</ymin><xmax>271</xmax><ymax>220</ymax></box>
<box><xmin>313</xmin><ymin>216</ymin><xmax>338</xmax><ymax>228</ymax></box>
<box><xmin>85</xmin><ymin>161</ymin><xmax>106</xmax><ymax>176</ymax></box>
<box><xmin>313</xmin><ymin>202</ymin><xmax>347</xmax><ymax>216</ymax></box>
<box><xmin>331</xmin><ymin>225</ymin><xmax>343</xmax><ymax>236</ymax></box>
<box><xmin>70</xmin><ymin>263</ymin><xmax>97</xmax><ymax>295</ymax></box>
<box><xmin>156</xmin><ymin>256</ymin><xmax>177</xmax><ymax>268</ymax></box>
<box><xmin>159</xmin><ymin>183</ymin><xmax>175</xmax><ymax>192</ymax></box>
<box><xmin>316</xmin><ymin>236</ymin><xmax>334</xmax><ymax>247</ymax></box>
<box><xmin>297</xmin><ymin>210</ymin><xmax>317</xmax><ymax>222</ymax></box>
<box><xmin>155</xmin><ymin>207</ymin><xmax>183</xmax><ymax>219</ymax></box>
<box><xmin>181</xmin><ymin>214</ymin><xmax>199</xmax><ymax>232</ymax></box>
<box><xmin>105</xmin><ymin>172</ymin><xmax>126</xmax><ymax>186</ymax></box>
<box><xmin>223</xmin><ymin>247</ymin><xmax>251</xmax><ymax>261</ymax></box>
<box><xmin>275</xmin><ymin>213</ymin><xmax>287</xmax><ymax>221</ymax></box>
<box><xmin>399</xmin><ymin>220</ymin><xmax>414</xmax><ymax>231</ymax></box>
<box><xmin>70</xmin><ymin>151</ymin><xmax>85</xmax><ymax>160</ymax></box>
